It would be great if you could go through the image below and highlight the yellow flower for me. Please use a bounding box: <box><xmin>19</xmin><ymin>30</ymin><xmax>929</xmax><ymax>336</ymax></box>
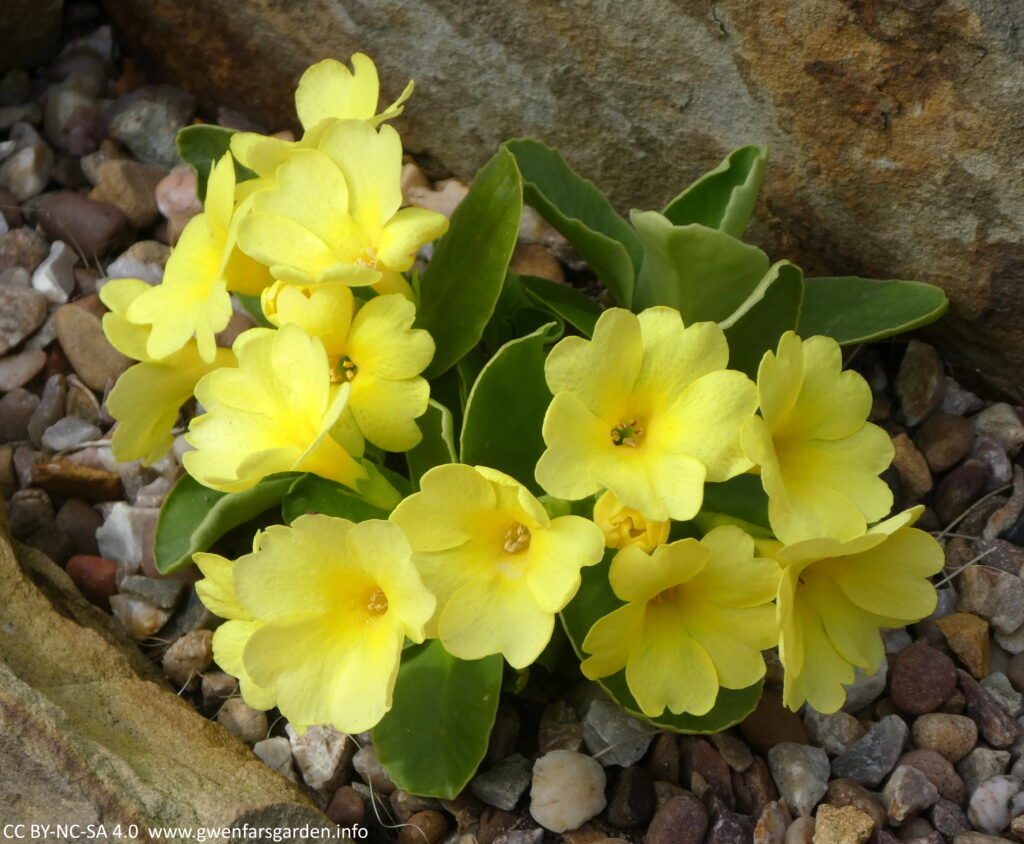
<box><xmin>741</xmin><ymin>331</ymin><xmax>894</xmax><ymax>544</ymax></box>
<box><xmin>536</xmin><ymin>307</ymin><xmax>757</xmax><ymax>522</ymax></box>
<box><xmin>184</xmin><ymin>323</ymin><xmax>366</xmax><ymax>493</ymax></box>
<box><xmin>592</xmin><ymin>490</ymin><xmax>670</xmax><ymax>552</ymax></box>
<box><xmin>389</xmin><ymin>463</ymin><xmax>605</xmax><ymax>668</ymax></box>
<box><xmin>261</xmin><ymin>281</ymin><xmax>433</xmax><ymax>451</ymax></box>
<box><xmin>100</xmin><ymin>278</ymin><xmax>234</xmax><ymax>465</ymax></box>
<box><xmin>197</xmin><ymin>516</ymin><xmax>435</xmax><ymax>733</ymax></box>
<box><xmin>236</xmin><ymin>119</ymin><xmax>448</xmax><ymax>297</ymax></box>
<box><xmin>767</xmin><ymin>507</ymin><xmax>942</xmax><ymax>713</ymax></box>
<box><xmin>581</xmin><ymin>526</ymin><xmax>779</xmax><ymax>718</ymax></box>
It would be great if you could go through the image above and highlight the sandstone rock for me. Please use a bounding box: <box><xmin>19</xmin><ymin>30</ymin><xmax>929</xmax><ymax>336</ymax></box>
<box><xmin>890</xmin><ymin>642</ymin><xmax>958</xmax><ymax>715</ymax></box>
<box><xmin>54</xmin><ymin>302</ymin><xmax>131</xmax><ymax>390</ymax></box>
<box><xmin>937</xmin><ymin>612</ymin><xmax>991</xmax><ymax>678</ymax></box>
<box><xmin>0</xmin><ymin>285</ymin><xmax>46</xmax><ymax>355</ymax></box>
<box><xmin>812</xmin><ymin>804</ymin><xmax>873</xmax><ymax>844</ymax></box>
<box><xmin>0</xmin><ymin>228</ymin><xmax>48</xmax><ymax>275</ymax></box>
<box><xmin>912</xmin><ymin>713</ymin><xmax>977</xmax><ymax>764</ymax></box>
<box><xmin>917</xmin><ymin>413</ymin><xmax>976</xmax><ymax>473</ymax></box>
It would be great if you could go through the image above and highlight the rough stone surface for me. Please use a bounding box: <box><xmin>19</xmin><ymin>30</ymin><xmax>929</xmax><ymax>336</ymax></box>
<box><xmin>529</xmin><ymin>750</ymin><xmax>606</xmax><ymax>834</ymax></box>
<box><xmin>472</xmin><ymin>753</ymin><xmax>533</xmax><ymax>812</ymax></box>
<box><xmin>0</xmin><ymin>285</ymin><xmax>46</xmax><ymax>355</ymax></box>
<box><xmin>912</xmin><ymin>713</ymin><xmax>978</xmax><ymax>763</ymax></box>
<box><xmin>890</xmin><ymin>642</ymin><xmax>958</xmax><ymax>715</ymax></box>
<box><xmin>937</xmin><ymin>612</ymin><xmax>992</xmax><ymax>678</ymax></box>
<box><xmin>959</xmin><ymin>669</ymin><xmax>1024</xmax><ymax>749</ymax></box>
<box><xmin>831</xmin><ymin>715</ymin><xmax>908</xmax><ymax>788</ymax></box>
<box><xmin>813</xmin><ymin>804</ymin><xmax>874</xmax><ymax>844</ymax></box>
<box><xmin>766</xmin><ymin>742</ymin><xmax>829</xmax><ymax>817</ymax></box>
<box><xmin>645</xmin><ymin>794</ymin><xmax>707</xmax><ymax>844</ymax></box>
<box><xmin>957</xmin><ymin>567</ymin><xmax>1024</xmax><ymax>635</ymax></box>
<box><xmin>882</xmin><ymin>765</ymin><xmax>940</xmax><ymax>825</ymax></box>
<box><xmin>898</xmin><ymin>749</ymin><xmax>967</xmax><ymax>805</ymax></box>
<box><xmin>581</xmin><ymin>699</ymin><xmax>654</xmax><ymax>767</ymax></box>
<box><xmin>968</xmin><ymin>775</ymin><xmax>1024</xmax><ymax>835</ymax></box>
<box><xmin>54</xmin><ymin>303</ymin><xmax>132</xmax><ymax>391</ymax></box>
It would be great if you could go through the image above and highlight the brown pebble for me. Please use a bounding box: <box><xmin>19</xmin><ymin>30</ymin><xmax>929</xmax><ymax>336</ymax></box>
<box><xmin>891</xmin><ymin>433</ymin><xmax>933</xmax><ymax>501</ymax></box>
<box><xmin>646</xmin><ymin>732</ymin><xmax>680</xmax><ymax>785</ymax></box>
<box><xmin>607</xmin><ymin>765</ymin><xmax>654</xmax><ymax>829</ymax></box>
<box><xmin>397</xmin><ymin>810</ymin><xmax>449</xmax><ymax>844</ymax></box>
<box><xmin>935</xmin><ymin>612</ymin><xmax>991</xmax><ymax>678</ymax></box>
<box><xmin>53</xmin><ymin>303</ymin><xmax>131</xmax><ymax>391</ymax></box>
<box><xmin>911</xmin><ymin>713</ymin><xmax>977</xmax><ymax>763</ymax></box>
<box><xmin>32</xmin><ymin>460</ymin><xmax>123</xmax><ymax>501</ymax></box>
<box><xmin>38</xmin><ymin>190</ymin><xmax>130</xmax><ymax>258</ymax></box>
<box><xmin>932</xmin><ymin>459</ymin><xmax>990</xmax><ymax>526</ymax></box>
<box><xmin>897</xmin><ymin>749</ymin><xmax>967</xmax><ymax>804</ymax></box>
<box><xmin>916</xmin><ymin>413</ymin><xmax>975</xmax><ymax>474</ymax></box>
<box><xmin>825</xmin><ymin>778</ymin><xmax>885</xmax><ymax>832</ymax></box>
<box><xmin>740</xmin><ymin>688</ymin><xmax>808</xmax><ymax>753</ymax></box>
<box><xmin>55</xmin><ymin>497</ymin><xmax>101</xmax><ymax>556</ymax></box>
<box><xmin>682</xmin><ymin>738</ymin><xmax>733</xmax><ymax>807</ymax></box>
<box><xmin>645</xmin><ymin>794</ymin><xmax>707</xmax><ymax>844</ymax></box>
<box><xmin>65</xmin><ymin>554</ymin><xmax>117</xmax><ymax>610</ymax></box>
<box><xmin>890</xmin><ymin>642</ymin><xmax>958</xmax><ymax>715</ymax></box>
<box><xmin>957</xmin><ymin>668</ymin><xmax>1024</xmax><ymax>748</ymax></box>
<box><xmin>741</xmin><ymin>755</ymin><xmax>779</xmax><ymax>815</ymax></box>
<box><xmin>326</xmin><ymin>785</ymin><xmax>365</xmax><ymax>827</ymax></box>
<box><xmin>896</xmin><ymin>340</ymin><xmax>945</xmax><ymax>426</ymax></box>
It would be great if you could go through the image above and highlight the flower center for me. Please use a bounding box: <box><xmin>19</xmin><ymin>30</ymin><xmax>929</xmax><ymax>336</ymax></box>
<box><xmin>329</xmin><ymin>355</ymin><xmax>358</xmax><ymax>384</ymax></box>
<box><xmin>367</xmin><ymin>589</ymin><xmax>389</xmax><ymax>615</ymax></box>
<box><xmin>610</xmin><ymin>418</ymin><xmax>645</xmax><ymax>448</ymax></box>
<box><xmin>355</xmin><ymin>248</ymin><xmax>380</xmax><ymax>270</ymax></box>
<box><xmin>649</xmin><ymin>585</ymin><xmax>680</xmax><ymax>606</ymax></box>
<box><xmin>503</xmin><ymin>522</ymin><xmax>531</xmax><ymax>554</ymax></box>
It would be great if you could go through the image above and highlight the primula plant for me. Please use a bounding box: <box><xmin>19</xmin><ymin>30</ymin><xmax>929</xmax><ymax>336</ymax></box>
<box><xmin>105</xmin><ymin>54</ymin><xmax>951</xmax><ymax>797</ymax></box>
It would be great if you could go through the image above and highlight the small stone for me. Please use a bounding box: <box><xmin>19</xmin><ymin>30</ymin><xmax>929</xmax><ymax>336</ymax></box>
<box><xmin>957</xmin><ymin>748</ymin><xmax>1011</xmax><ymax>795</ymax></box>
<box><xmin>92</xmin><ymin>158</ymin><xmax>167</xmax><ymax>229</ymax></box>
<box><xmin>707</xmin><ymin>806</ymin><xmax>755</xmax><ymax>843</ymax></box>
<box><xmin>285</xmin><ymin>723</ymin><xmax>354</xmax><ymax>791</ymax></box>
<box><xmin>916</xmin><ymin>413</ymin><xmax>976</xmax><ymax>473</ymax></box>
<box><xmin>804</xmin><ymin>709</ymin><xmax>867</xmax><ymax>755</ymax></box>
<box><xmin>768</xmin><ymin>742</ymin><xmax>829</xmax><ymax>817</ymax></box>
<box><xmin>64</xmin><ymin>554</ymin><xmax>116</xmax><ymax>610</ymax></box>
<box><xmin>0</xmin><ymin>228</ymin><xmax>48</xmax><ymax>275</ymax></box>
<box><xmin>898</xmin><ymin>749</ymin><xmax>967</xmax><ymax>804</ymax></box>
<box><xmin>326</xmin><ymin>785</ymin><xmax>365</xmax><ymax>827</ymax></box>
<box><xmin>485</xmin><ymin>706</ymin><xmax>520</xmax><ymax>765</ymax></box>
<box><xmin>0</xmin><ymin>266</ymin><xmax>30</xmax><ymax>286</ymax></box>
<box><xmin>0</xmin><ymin>387</ymin><xmax>38</xmax><ymax>441</ymax></box>
<box><xmin>973</xmin><ymin>436</ymin><xmax>1014</xmax><ymax>490</ymax></box>
<box><xmin>892</xmin><ymin>433</ymin><xmax>933</xmax><ymax>501</ymax></box>
<box><xmin>812</xmin><ymin>804</ymin><xmax>873</xmax><ymax>844</ymax></box>
<box><xmin>12</xmin><ymin>442</ymin><xmax>39</xmax><ymax>488</ymax></box>
<box><xmin>216</xmin><ymin>697</ymin><xmax>267</xmax><ymax>745</ymax></box>
<box><xmin>683</xmin><ymin>738</ymin><xmax>733</xmax><ymax>805</ymax></box>
<box><xmin>1007</xmin><ymin>653</ymin><xmax>1024</xmax><ymax>694</ymax></box>
<box><xmin>973</xmin><ymin>539</ymin><xmax>1024</xmax><ymax>576</ymax></box>
<box><xmin>509</xmin><ymin>243</ymin><xmax>564</xmax><ymax>284</ymax></box>
<box><xmin>741</xmin><ymin>689</ymin><xmax>810</xmax><ymax>753</ymax></box>
<box><xmin>352</xmin><ymin>744</ymin><xmax>397</xmax><ymax>795</ymax></box>
<box><xmin>119</xmin><ymin>574</ymin><xmax>185</xmax><ymax>609</ymax></box>
<box><xmin>968</xmin><ymin>775</ymin><xmax>1024</xmax><ymax>835</ymax></box>
<box><xmin>934</xmin><ymin>460</ymin><xmax>991</xmax><ymax>526</ymax></box>
<box><xmin>951</xmin><ymin>833</ymin><xmax>1017</xmax><ymax>843</ymax></box>
<box><xmin>882</xmin><ymin>764</ymin><xmax>939</xmax><ymax>824</ymax></box>
<box><xmin>397</xmin><ymin>810</ymin><xmax>449</xmax><ymax>844</ymax></box>
<box><xmin>754</xmin><ymin>801</ymin><xmax>791</xmax><ymax>844</ymax></box>
<box><xmin>842</xmin><ymin>663</ymin><xmax>888</xmax><ymax>714</ymax></box>
<box><xmin>891</xmin><ymin>642</ymin><xmax>958</xmax><ymax>715</ymax></box>
<box><xmin>744</xmin><ymin>756</ymin><xmax>782</xmax><ymax>814</ymax></box>
<box><xmin>581</xmin><ymin>699</ymin><xmax>654</xmax><ymax>767</ymax></box>
<box><xmin>161</xmin><ymin>629</ymin><xmax>212</xmax><ymax>689</ymax></box>
<box><xmin>959</xmin><ymin>669</ymin><xmax>1024</xmax><ymax>748</ymax></box>
<box><xmin>973</xmin><ymin>404</ymin><xmax>1024</xmax><ymax>457</ymax></box>
<box><xmin>785</xmin><ymin>816</ymin><xmax>816</xmax><ymax>843</ymax></box>
<box><xmin>831</xmin><ymin>715</ymin><xmax>908</xmax><ymax>788</ymax></box>
<box><xmin>43</xmin><ymin>85</ymin><xmax>104</xmax><ymax>156</ymax></box>
<box><xmin>38</xmin><ymin>190</ymin><xmax>129</xmax><ymax>259</ymax></box>
<box><xmin>30</xmin><ymin>240</ymin><xmax>78</xmax><ymax>304</ymax></box>
<box><xmin>957</xmin><ymin>568</ymin><xmax>1024</xmax><ymax>635</ymax></box>
<box><xmin>824</xmin><ymin>779</ymin><xmax>885</xmax><ymax>832</ymax></box>
<box><xmin>108</xmin><ymin>85</ymin><xmax>196</xmax><ymax>169</ymax></box>
<box><xmin>95</xmin><ymin>503</ymin><xmax>159</xmax><ymax>572</ymax></box>
<box><xmin>472</xmin><ymin>753</ymin><xmax>532</xmax><ymax>811</ymax></box>
<box><xmin>406</xmin><ymin>178</ymin><xmax>469</xmax><ymax>218</ymax></box>
<box><xmin>120</xmin><ymin>239</ymin><xmax>172</xmax><ymax>267</ymax></box>
<box><xmin>0</xmin><ymin>140</ymin><xmax>53</xmax><ymax>201</ymax></box>
<box><xmin>54</xmin><ymin>303</ymin><xmax>131</xmax><ymax>391</ymax></box>
<box><xmin>102</xmin><ymin>253</ymin><xmax>163</xmax><ymax>284</ymax></box>
<box><xmin>646</xmin><ymin>731</ymin><xmax>680</xmax><ymax>785</ymax></box>
<box><xmin>41</xmin><ymin>416</ymin><xmax>101</xmax><ymax>452</ymax></box>
<box><xmin>941</xmin><ymin>378</ymin><xmax>986</xmax><ymax>416</ymax></box>
<box><xmin>645</xmin><ymin>794</ymin><xmax>708</xmax><ymax>844</ymax></box>
<box><xmin>155</xmin><ymin>164</ymin><xmax>202</xmax><ymax>219</ymax></box>
<box><xmin>108</xmin><ymin>593</ymin><xmax>172</xmax><ymax>639</ymax></box>
<box><xmin>712</xmin><ymin>732</ymin><xmax>754</xmax><ymax>773</ymax></box>
<box><xmin>529</xmin><ymin>750</ymin><xmax>606</xmax><ymax>833</ymax></box>
<box><xmin>201</xmin><ymin>671</ymin><xmax>237</xmax><ymax>712</ymax></box>
<box><xmin>0</xmin><ymin>285</ymin><xmax>46</xmax><ymax>354</ymax></box>
<box><xmin>937</xmin><ymin>613</ymin><xmax>992</xmax><ymax>678</ymax></box>
<box><xmin>930</xmin><ymin>799</ymin><xmax>970</xmax><ymax>838</ymax></box>
<box><xmin>27</xmin><ymin>374</ymin><xmax>67</xmax><ymax>447</ymax></box>
<box><xmin>253</xmin><ymin>736</ymin><xmax>297</xmax><ymax>782</ymax></box>
<box><xmin>982</xmin><ymin>673</ymin><xmax>1024</xmax><ymax>717</ymax></box>
<box><xmin>64</xmin><ymin>374</ymin><xmax>101</xmax><ymax>425</ymax></box>
<box><xmin>912</xmin><ymin>713</ymin><xmax>978</xmax><ymax>763</ymax></box>
<box><xmin>606</xmin><ymin>765</ymin><xmax>654</xmax><ymax>828</ymax></box>
<box><xmin>389</xmin><ymin>790</ymin><xmax>440</xmax><ymax>824</ymax></box>
<box><xmin>0</xmin><ymin>348</ymin><xmax>45</xmax><ymax>391</ymax></box>
<box><xmin>34</xmin><ymin>460</ymin><xmax>122</xmax><ymax>501</ymax></box>
<box><xmin>897</xmin><ymin>340</ymin><xmax>945</xmax><ymax>426</ymax></box>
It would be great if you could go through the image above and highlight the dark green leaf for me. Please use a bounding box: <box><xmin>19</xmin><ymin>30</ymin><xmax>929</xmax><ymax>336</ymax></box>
<box><xmin>722</xmin><ymin>261</ymin><xmax>805</xmax><ymax>377</ymax></box>
<box><xmin>418</xmin><ymin>148</ymin><xmax>523</xmax><ymax>378</ymax></box>
<box><xmin>521</xmin><ymin>274</ymin><xmax>602</xmax><ymax>337</ymax></box>
<box><xmin>374</xmin><ymin>640</ymin><xmax>502</xmax><ymax>799</ymax></box>
<box><xmin>560</xmin><ymin>552</ymin><xmax>764</xmax><ymax>733</ymax></box>
<box><xmin>460</xmin><ymin>322</ymin><xmax>561</xmax><ymax>491</ymax></box>
<box><xmin>630</xmin><ymin>211</ymin><xmax>770</xmax><ymax>319</ymax></box>
<box><xmin>176</xmin><ymin>124</ymin><xmax>256</xmax><ymax>201</ymax></box>
<box><xmin>154</xmin><ymin>473</ymin><xmax>299</xmax><ymax>573</ymax></box>
<box><xmin>505</xmin><ymin>138</ymin><xmax>640</xmax><ymax>307</ymax></box>
<box><xmin>662</xmin><ymin>145</ymin><xmax>768</xmax><ymax>238</ymax></box>
<box><xmin>406</xmin><ymin>400</ymin><xmax>457</xmax><ymax>487</ymax></box>
<box><xmin>281</xmin><ymin>474</ymin><xmax>390</xmax><ymax>525</ymax></box>
<box><xmin>234</xmin><ymin>292</ymin><xmax>273</xmax><ymax>328</ymax></box>
<box><xmin>799</xmin><ymin>276</ymin><xmax>949</xmax><ymax>345</ymax></box>
<box><xmin>699</xmin><ymin>474</ymin><xmax>771</xmax><ymax>532</ymax></box>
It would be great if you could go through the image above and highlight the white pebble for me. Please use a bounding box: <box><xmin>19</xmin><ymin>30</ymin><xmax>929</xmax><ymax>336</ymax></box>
<box><xmin>968</xmin><ymin>774</ymin><xmax>1024</xmax><ymax>834</ymax></box>
<box><xmin>31</xmin><ymin>240</ymin><xmax>78</xmax><ymax>304</ymax></box>
<box><xmin>529</xmin><ymin>750</ymin><xmax>606</xmax><ymax>833</ymax></box>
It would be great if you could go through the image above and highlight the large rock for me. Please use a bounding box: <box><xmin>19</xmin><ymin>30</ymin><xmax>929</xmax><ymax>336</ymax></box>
<box><xmin>0</xmin><ymin>502</ymin><xmax>330</xmax><ymax>830</ymax></box>
<box><xmin>104</xmin><ymin>0</ymin><xmax>1024</xmax><ymax>397</ymax></box>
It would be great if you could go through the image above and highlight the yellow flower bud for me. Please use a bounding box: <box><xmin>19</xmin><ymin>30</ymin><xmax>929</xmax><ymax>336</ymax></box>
<box><xmin>593</xmin><ymin>491</ymin><xmax>670</xmax><ymax>552</ymax></box>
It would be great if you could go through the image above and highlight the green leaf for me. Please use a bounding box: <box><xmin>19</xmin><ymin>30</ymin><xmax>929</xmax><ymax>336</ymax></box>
<box><xmin>699</xmin><ymin>474</ymin><xmax>771</xmax><ymax>532</ymax></box>
<box><xmin>722</xmin><ymin>261</ymin><xmax>805</xmax><ymax>377</ymax></box>
<box><xmin>418</xmin><ymin>148</ymin><xmax>523</xmax><ymax>378</ymax></box>
<box><xmin>460</xmin><ymin>322</ymin><xmax>561</xmax><ymax>491</ymax></box>
<box><xmin>406</xmin><ymin>399</ymin><xmax>457</xmax><ymax>487</ymax></box>
<box><xmin>505</xmin><ymin>138</ymin><xmax>641</xmax><ymax>307</ymax></box>
<box><xmin>281</xmin><ymin>474</ymin><xmax>390</xmax><ymax>525</ymax></box>
<box><xmin>662</xmin><ymin>145</ymin><xmax>768</xmax><ymax>238</ymax></box>
<box><xmin>176</xmin><ymin>124</ymin><xmax>256</xmax><ymax>201</ymax></box>
<box><xmin>630</xmin><ymin>210</ymin><xmax>770</xmax><ymax>319</ymax></box>
<box><xmin>374</xmin><ymin>640</ymin><xmax>502</xmax><ymax>799</ymax></box>
<box><xmin>521</xmin><ymin>274</ymin><xmax>602</xmax><ymax>337</ymax></box>
<box><xmin>799</xmin><ymin>276</ymin><xmax>949</xmax><ymax>345</ymax></box>
<box><xmin>234</xmin><ymin>292</ymin><xmax>273</xmax><ymax>328</ymax></box>
<box><xmin>154</xmin><ymin>473</ymin><xmax>299</xmax><ymax>573</ymax></box>
<box><xmin>560</xmin><ymin>552</ymin><xmax>764</xmax><ymax>733</ymax></box>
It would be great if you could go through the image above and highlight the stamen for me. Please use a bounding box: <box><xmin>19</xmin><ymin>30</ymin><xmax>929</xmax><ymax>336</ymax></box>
<box><xmin>503</xmin><ymin>523</ymin><xmax>531</xmax><ymax>554</ymax></box>
<box><xmin>611</xmin><ymin>418</ymin><xmax>645</xmax><ymax>448</ymax></box>
<box><xmin>367</xmin><ymin>589</ymin><xmax>389</xmax><ymax>614</ymax></box>
<box><xmin>650</xmin><ymin>586</ymin><xmax>679</xmax><ymax>605</ymax></box>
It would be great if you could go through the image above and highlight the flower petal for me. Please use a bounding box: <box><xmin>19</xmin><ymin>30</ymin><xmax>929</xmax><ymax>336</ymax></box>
<box><xmin>524</xmin><ymin>515</ymin><xmax>604</xmax><ymax>613</ymax></box>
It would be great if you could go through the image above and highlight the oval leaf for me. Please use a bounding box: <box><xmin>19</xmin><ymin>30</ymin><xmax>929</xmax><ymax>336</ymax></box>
<box><xmin>154</xmin><ymin>473</ymin><xmax>299</xmax><ymax>573</ymax></box>
<box><xmin>560</xmin><ymin>552</ymin><xmax>764</xmax><ymax>733</ymax></box>
<box><xmin>722</xmin><ymin>261</ymin><xmax>805</xmax><ymax>377</ymax></box>
<box><xmin>521</xmin><ymin>274</ymin><xmax>602</xmax><ymax>338</ymax></box>
<box><xmin>406</xmin><ymin>399</ymin><xmax>457</xmax><ymax>487</ymax></box>
<box><xmin>281</xmin><ymin>474</ymin><xmax>390</xmax><ymax>524</ymax></box>
<box><xmin>630</xmin><ymin>210</ymin><xmax>770</xmax><ymax>319</ymax></box>
<box><xmin>418</xmin><ymin>148</ymin><xmax>523</xmax><ymax>378</ymax></box>
<box><xmin>460</xmin><ymin>322</ymin><xmax>561</xmax><ymax>491</ymax></box>
<box><xmin>176</xmin><ymin>124</ymin><xmax>256</xmax><ymax>201</ymax></box>
<box><xmin>505</xmin><ymin>138</ymin><xmax>640</xmax><ymax>307</ymax></box>
<box><xmin>799</xmin><ymin>276</ymin><xmax>949</xmax><ymax>345</ymax></box>
<box><xmin>373</xmin><ymin>640</ymin><xmax>502</xmax><ymax>799</ymax></box>
<box><xmin>662</xmin><ymin>145</ymin><xmax>769</xmax><ymax>239</ymax></box>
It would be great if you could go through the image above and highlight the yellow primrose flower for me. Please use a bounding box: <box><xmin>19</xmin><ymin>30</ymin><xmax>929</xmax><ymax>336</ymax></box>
<box><xmin>581</xmin><ymin>527</ymin><xmax>779</xmax><ymax>718</ymax></box>
<box><xmin>741</xmin><ymin>331</ymin><xmax>894</xmax><ymax>545</ymax></box>
<box><xmin>231</xmin><ymin>53</ymin><xmax>413</xmax><ymax>178</ymax></box>
<box><xmin>536</xmin><ymin>307</ymin><xmax>757</xmax><ymax>522</ymax></box>
<box><xmin>198</xmin><ymin>516</ymin><xmax>435</xmax><ymax>733</ymax></box>
<box><xmin>124</xmin><ymin>154</ymin><xmax>273</xmax><ymax>362</ymax></box>
<box><xmin>767</xmin><ymin>506</ymin><xmax>942</xmax><ymax>713</ymax></box>
<box><xmin>184</xmin><ymin>323</ymin><xmax>366</xmax><ymax>493</ymax></box>
<box><xmin>389</xmin><ymin>463</ymin><xmax>605</xmax><ymax>668</ymax></box>
<box><xmin>236</xmin><ymin>119</ymin><xmax>448</xmax><ymax>297</ymax></box>
<box><xmin>100</xmin><ymin>278</ymin><xmax>234</xmax><ymax>465</ymax></box>
<box><xmin>261</xmin><ymin>281</ymin><xmax>433</xmax><ymax>452</ymax></box>
<box><xmin>593</xmin><ymin>490</ymin><xmax>670</xmax><ymax>552</ymax></box>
